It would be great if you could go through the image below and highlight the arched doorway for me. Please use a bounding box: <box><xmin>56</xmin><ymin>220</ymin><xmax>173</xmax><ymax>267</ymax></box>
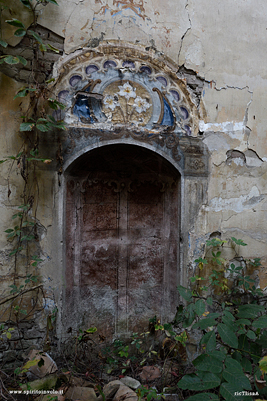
<box><xmin>65</xmin><ymin>144</ymin><xmax>180</xmax><ymax>337</ymax></box>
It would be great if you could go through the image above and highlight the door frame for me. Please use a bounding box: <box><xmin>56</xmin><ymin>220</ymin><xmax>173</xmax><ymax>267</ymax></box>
<box><xmin>56</xmin><ymin>136</ymin><xmax>209</xmax><ymax>339</ymax></box>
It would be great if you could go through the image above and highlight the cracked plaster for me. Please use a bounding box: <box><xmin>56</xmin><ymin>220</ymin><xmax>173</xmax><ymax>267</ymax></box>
<box><xmin>177</xmin><ymin>0</ymin><xmax>267</xmax><ymax>161</ymax></box>
<box><xmin>206</xmin><ymin>186</ymin><xmax>264</xmax><ymax>213</ymax></box>
<box><xmin>7</xmin><ymin>0</ymin><xmax>267</xmax><ymax>160</ymax></box>
<box><xmin>38</xmin><ymin>0</ymin><xmax>190</xmax><ymax>60</ymax></box>
<box><xmin>179</xmin><ymin>0</ymin><xmax>267</xmax><ymax>88</ymax></box>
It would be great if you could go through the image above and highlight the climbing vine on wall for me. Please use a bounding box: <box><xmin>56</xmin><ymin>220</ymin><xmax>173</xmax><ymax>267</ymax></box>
<box><xmin>0</xmin><ymin>0</ymin><xmax>65</xmax><ymax>370</ymax></box>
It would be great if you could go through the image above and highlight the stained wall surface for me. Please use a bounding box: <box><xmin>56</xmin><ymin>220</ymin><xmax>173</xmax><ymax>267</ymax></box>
<box><xmin>0</xmin><ymin>0</ymin><xmax>267</xmax><ymax>344</ymax></box>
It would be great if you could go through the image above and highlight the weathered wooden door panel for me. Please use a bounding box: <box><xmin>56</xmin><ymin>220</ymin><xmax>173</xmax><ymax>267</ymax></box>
<box><xmin>126</xmin><ymin>181</ymin><xmax>165</xmax><ymax>331</ymax></box>
<box><xmin>65</xmin><ymin>146</ymin><xmax>179</xmax><ymax>336</ymax></box>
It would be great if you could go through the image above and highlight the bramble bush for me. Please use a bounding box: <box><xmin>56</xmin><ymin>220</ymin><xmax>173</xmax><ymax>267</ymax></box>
<box><xmin>176</xmin><ymin>237</ymin><xmax>267</xmax><ymax>401</ymax></box>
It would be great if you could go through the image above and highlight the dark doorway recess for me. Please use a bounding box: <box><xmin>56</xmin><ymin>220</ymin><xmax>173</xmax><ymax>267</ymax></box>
<box><xmin>65</xmin><ymin>144</ymin><xmax>180</xmax><ymax>337</ymax></box>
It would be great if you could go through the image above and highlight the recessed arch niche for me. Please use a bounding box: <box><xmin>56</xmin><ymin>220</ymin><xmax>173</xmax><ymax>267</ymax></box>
<box><xmin>55</xmin><ymin>44</ymin><xmax>209</xmax><ymax>339</ymax></box>
<box><xmin>64</xmin><ymin>144</ymin><xmax>180</xmax><ymax>336</ymax></box>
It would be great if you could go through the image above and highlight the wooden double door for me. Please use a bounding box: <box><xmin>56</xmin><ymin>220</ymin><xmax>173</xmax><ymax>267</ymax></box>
<box><xmin>65</xmin><ymin>145</ymin><xmax>179</xmax><ymax>336</ymax></box>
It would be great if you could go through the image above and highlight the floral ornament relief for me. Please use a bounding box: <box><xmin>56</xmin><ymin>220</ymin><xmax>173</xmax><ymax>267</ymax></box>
<box><xmin>102</xmin><ymin>81</ymin><xmax>152</xmax><ymax>126</ymax></box>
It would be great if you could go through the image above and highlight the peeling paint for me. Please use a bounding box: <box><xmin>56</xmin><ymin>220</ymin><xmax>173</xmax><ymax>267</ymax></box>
<box><xmin>199</xmin><ymin>120</ymin><xmax>244</xmax><ymax>133</ymax></box>
<box><xmin>0</xmin><ymin>184</ymin><xmax>16</xmax><ymax>206</ymax></box>
<box><xmin>207</xmin><ymin>186</ymin><xmax>265</xmax><ymax>213</ymax></box>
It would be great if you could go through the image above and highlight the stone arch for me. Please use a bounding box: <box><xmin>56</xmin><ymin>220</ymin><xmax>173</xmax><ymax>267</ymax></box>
<box><xmin>64</xmin><ymin>140</ymin><xmax>184</xmax><ymax>177</ymax></box>
<box><xmin>53</xmin><ymin>43</ymin><xmax>209</xmax><ymax>181</ymax></box>
<box><xmin>55</xmin><ymin>44</ymin><xmax>210</xmax><ymax>337</ymax></box>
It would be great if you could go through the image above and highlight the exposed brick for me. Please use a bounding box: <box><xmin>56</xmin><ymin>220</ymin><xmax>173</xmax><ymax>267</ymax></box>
<box><xmin>0</xmin><ymin>24</ymin><xmax>64</xmax><ymax>84</ymax></box>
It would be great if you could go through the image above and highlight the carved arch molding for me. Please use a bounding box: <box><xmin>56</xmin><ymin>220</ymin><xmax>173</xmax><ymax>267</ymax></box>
<box><xmin>56</xmin><ymin>44</ymin><xmax>209</xmax><ymax>336</ymax></box>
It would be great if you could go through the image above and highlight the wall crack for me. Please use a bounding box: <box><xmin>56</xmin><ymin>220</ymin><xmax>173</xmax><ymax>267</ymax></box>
<box><xmin>177</xmin><ymin>0</ymin><xmax>191</xmax><ymax>67</ymax></box>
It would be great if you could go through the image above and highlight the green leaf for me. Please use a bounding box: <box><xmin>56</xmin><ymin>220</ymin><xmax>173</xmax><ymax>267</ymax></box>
<box><xmin>39</xmin><ymin>43</ymin><xmax>47</xmax><ymax>52</ymax></box>
<box><xmin>36</xmin><ymin>124</ymin><xmax>49</xmax><ymax>132</ymax></box>
<box><xmin>241</xmin><ymin>357</ymin><xmax>252</xmax><ymax>374</ymax></box>
<box><xmin>231</xmin><ymin>237</ymin><xmax>247</xmax><ymax>246</ymax></box>
<box><xmin>48</xmin><ymin>115</ymin><xmax>56</xmax><ymax>123</ymax></box>
<box><xmin>223</xmin><ymin>367</ymin><xmax>251</xmax><ymax>390</ymax></box>
<box><xmin>193</xmin><ymin>317</ymin><xmax>217</xmax><ymax>330</ymax></box>
<box><xmin>223</xmin><ymin>310</ymin><xmax>235</xmax><ymax>321</ymax></box>
<box><xmin>48</xmin><ymin>98</ymin><xmax>65</xmax><ymax>110</ymax></box>
<box><xmin>177</xmin><ymin>285</ymin><xmax>192</xmax><ymax>302</ymax></box>
<box><xmin>46</xmin><ymin>0</ymin><xmax>59</xmax><ymax>5</ymax></box>
<box><xmin>19</xmin><ymin>204</ymin><xmax>30</xmax><ymax>210</ymax></box>
<box><xmin>14</xmin><ymin>28</ymin><xmax>26</xmax><ymax>37</ymax></box>
<box><xmin>259</xmin><ymin>356</ymin><xmax>267</xmax><ymax>374</ymax></box>
<box><xmin>19</xmin><ymin>0</ymin><xmax>31</xmax><ymax>8</ymax></box>
<box><xmin>197</xmin><ymin>372</ymin><xmax>221</xmax><ymax>391</ymax></box>
<box><xmin>0</xmin><ymin>39</ymin><xmax>8</xmax><ymax>48</ymax></box>
<box><xmin>17</xmin><ymin>56</ymin><xmax>27</xmax><ymax>66</ymax></box>
<box><xmin>250</xmin><ymin>342</ymin><xmax>262</xmax><ymax>363</ymax></box>
<box><xmin>85</xmin><ymin>327</ymin><xmax>97</xmax><ymax>334</ymax></box>
<box><xmin>246</xmin><ymin>329</ymin><xmax>256</xmax><ymax>340</ymax></box>
<box><xmin>237</xmin><ymin>304</ymin><xmax>264</xmax><ymax>319</ymax></box>
<box><xmin>14</xmin><ymin>367</ymin><xmax>21</xmax><ymax>375</ymax></box>
<box><xmin>225</xmin><ymin>357</ymin><xmax>243</xmax><ymax>374</ymax></box>
<box><xmin>4</xmin><ymin>55</ymin><xmax>20</xmax><ymax>64</ymax></box>
<box><xmin>46</xmin><ymin>78</ymin><xmax>56</xmax><ymax>84</ymax></box>
<box><xmin>178</xmin><ymin>374</ymin><xmax>201</xmax><ymax>390</ymax></box>
<box><xmin>15</xmin><ymin>88</ymin><xmax>36</xmax><ymax>99</ymax></box>
<box><xmin>14</xmin><ymin>88</ymin><xmax>28</xmax><ymax>98</ymax></box>
<box><xmin>7</xmin><ymin>232</ymin><xmax>16</xmax><ymax>238</ymax></box>
<box><xmin>183</xmin><ymin>303</ymin><xmax>196</xmax><ymax>327</ymax></box>
<box><xmin>9</xmin><ymin>248</ymin><xmax>22</xmax><ymax>256</ymax></box>
<box><xmin>222</xmin><ymin>315</ymin><xmax>237</xmax><ymax>331</ymax></box>
<box><xmin>53</xmin><ymin>120</ymin><xmax>66</xmax><ymax>130</ymax></box>
<box><xmin>220</xmin><ymin>382</ymin><xmax>245</xmax><ymax>401</ymax></box>
<box><xmin>5</xmin><ymin>229</ymin><xmax>14</xmax><ymax>233</ymax></box>
<box><xmin>186</xmin><ymin>394</ymin><xmax>219</xmax><ymax>401</ymax></box>
<box><xmin>217</xmin><ymin>323</ymin><xmax>238</xmax><ymax>348</ymax></box>
<box><xmin>194</xmin><ymin>257</ymin><xmax>208</xmax><ymax>264</ymax></box>
<box><xmin>28</xmin><ymin>30</ymin><xmax>42</xmax><ymax>44</ymax></box>
<box><xmin>193</xmin><ymin>353</ymin><xmax>223</xmax><ymax>373</ymax></box>
<box><xmin>179</xmin><ymin>372</ymin><xmax>221</xmax><ymax>392</ymax></box>
<box><xmin>47</xmin><ymin>43</ymin><xmax>60</xmax><ymax>53</ymax></box>
<box><xmin>257</xmin><ymin>331</ymin><xmax>267</xmax><ymax>346</ymax></box>
<box><xmin>253</xmin><ymin>316</ymin><xmax>267</xmax><ymax>328</ymax></box>
<box><xmin>206</xmin><ymin>297</ymin><xmax>213</xmax><ymax>306</ymax></box>
<box><xmin>195</xmin><ymin>299</ymin><xmax>206</xmax><ymax>317</ymax></box>
<box><xmin>20</xmin><ymin>122</ymin><xmax>35</xmax><ymax>131</ymax></box>
<box><xmin>48</xmin><ymin>100</ymin><xmax>58</xmax><ymax>110</ymax></box>
<box><xmin>21</xmin><ymin>359</ymin><xmax>40</xmax><ymax>372</ymax></box>
<box><xmin>21</xmin><ymin>235</ymin><xmax>34</xmax><ymax>241</ymax></box>
<box><xmin>232</xmin><ymin>350</ymin><xmax>242</xmax><ymax>362</ymax></box>
<box><xmin>200</xmin><ymin>331</ymin><xmax>216</xmax><ymax>353</ymax></box>
<box><xmin>5</xmin><ymin>19</ymin><xmax>25</xmax><ymax>28</ymax></box>
<box><xmin>236</xmin><ymin>318</ymin><xmax>251</xmax><ymax>326</ymax></box>
<box><xmin>238</xmin><ymin>334</ymin><xmax>250</xmax><ymax>353</ymax></box>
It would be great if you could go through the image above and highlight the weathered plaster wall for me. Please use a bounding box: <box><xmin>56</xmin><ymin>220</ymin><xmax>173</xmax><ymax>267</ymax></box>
<box><xmin>0</xmin><ymin>0</ymin><xmax>267</xmax><ymax>348</ymax></box>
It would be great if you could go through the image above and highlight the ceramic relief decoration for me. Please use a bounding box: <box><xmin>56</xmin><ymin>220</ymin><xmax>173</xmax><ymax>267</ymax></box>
<box><xmin>103</xmin><ymin>81</ymin><xmax>152</xmax><ymax>125</ymax></box>
<box><xmin>55</xmin><ymin>46</ymin><xmax>199</xmax><ymax>136</ymax></box>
